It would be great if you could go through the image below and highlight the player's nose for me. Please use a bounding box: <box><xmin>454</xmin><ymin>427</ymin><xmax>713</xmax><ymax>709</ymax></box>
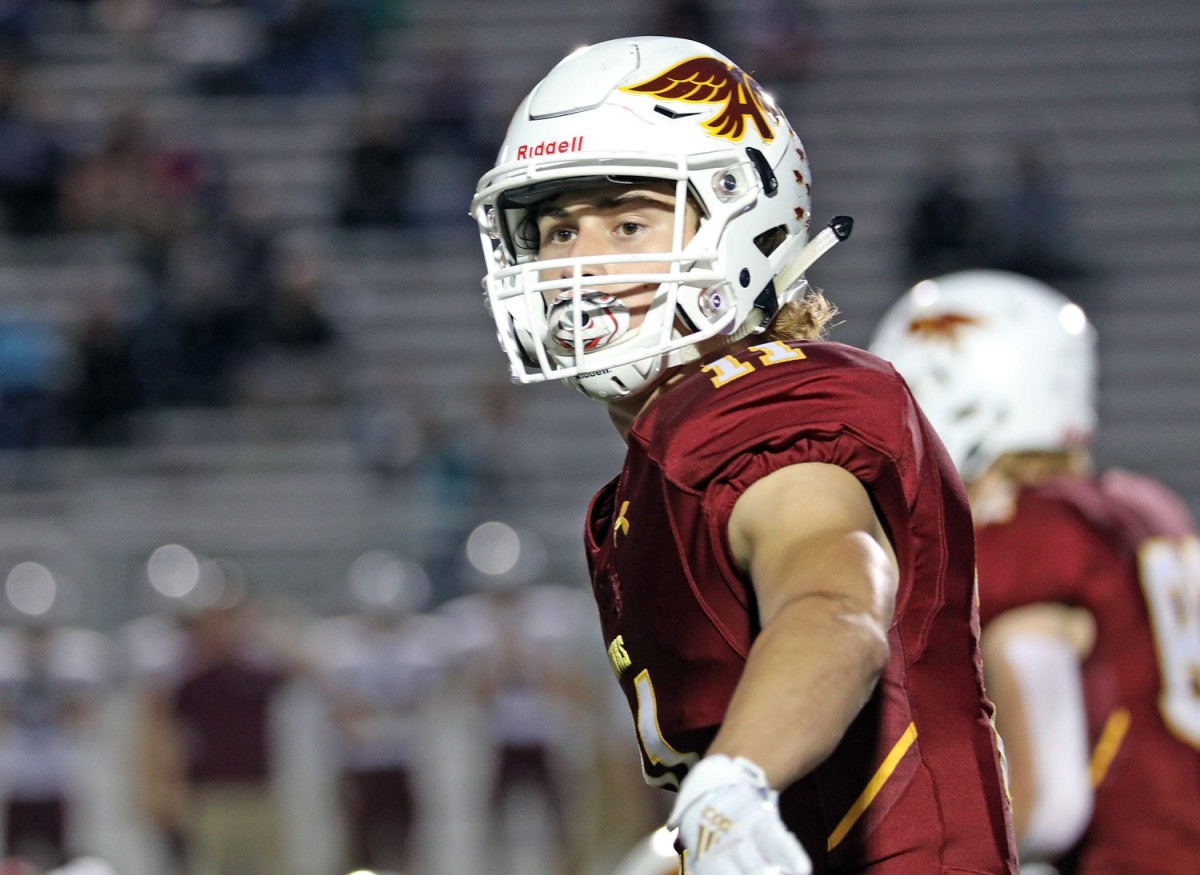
<box><xmin>554</xmin><ymin>225</ymin><xmax>610</xmax><ymax>278</ymax></box>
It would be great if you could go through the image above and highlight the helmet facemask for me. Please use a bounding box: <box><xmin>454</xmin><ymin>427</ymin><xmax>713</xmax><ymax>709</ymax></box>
<box><xmin>470</xmin><ymin>36</ymin><xmax>823</xmax><ymax>401</ymax></box>
<box><xmin>477</xmin><ymin>159</ymin><xmax>785</xmax><ymax>399</ymax></box>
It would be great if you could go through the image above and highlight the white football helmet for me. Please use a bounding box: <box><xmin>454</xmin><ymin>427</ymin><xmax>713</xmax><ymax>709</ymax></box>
<box><xmin>869</xmin><ymin>270</ymin><xmax>1097</xmax><ymax>483</ymax></box>
<box><xmin>471</xmin><ymin>36</ymin><xmax>849</xmax><ymax>401</ymax></box>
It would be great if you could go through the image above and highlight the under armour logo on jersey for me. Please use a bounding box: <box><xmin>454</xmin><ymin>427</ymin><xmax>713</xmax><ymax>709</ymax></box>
<box><xmin>621</xmin><ymin>57</ymin><xmax>776</xmax><ymax>143</ymax></box>
<box><xmin>614</xmin><ymin>500</ymin><xmax>631</xmax><ymax>543</ymax></box>
<box><xmin>607</xmin><ymin>634</ymin><xmax>632</xmax><ymax>679</ymax></box>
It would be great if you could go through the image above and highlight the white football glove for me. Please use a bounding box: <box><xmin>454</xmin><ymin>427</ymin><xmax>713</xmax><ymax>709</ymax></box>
<box><xmin>668</xmin><ymin>754</ymin><xmax>812</xmax><ymax>875</ymax></box>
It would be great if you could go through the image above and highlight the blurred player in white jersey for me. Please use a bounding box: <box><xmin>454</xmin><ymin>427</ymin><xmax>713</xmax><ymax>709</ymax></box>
<box><xmin>308</xmin><ymin>551</ymin><xmax>450</xmax><ymax>874</ymax></box>
<box><xmin>439</xmin><ymin>573</ymin><xmax>603</xmax><ymax>875</ymax></box>
<box><xmin>0</xmin><ymin>623</ymin><xmax>112</xmax><ymax>871</ymax></box>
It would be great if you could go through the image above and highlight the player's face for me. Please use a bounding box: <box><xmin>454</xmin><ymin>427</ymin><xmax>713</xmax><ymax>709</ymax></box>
<box><xmin>534</xmin><ymin>182</ymin><xmax>698</xmax><ymax>329</ymax></box>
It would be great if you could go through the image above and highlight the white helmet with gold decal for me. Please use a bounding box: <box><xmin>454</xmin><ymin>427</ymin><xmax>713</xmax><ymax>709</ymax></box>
<box><xmin>471</xmin><ymin>36</ymin><xmax>848</xmax><ymax>401</ymax></box>
<box><xmin>869</xmin><ymin>270</ymin><xmax>1097</xmax><ymax>483</ymax></box>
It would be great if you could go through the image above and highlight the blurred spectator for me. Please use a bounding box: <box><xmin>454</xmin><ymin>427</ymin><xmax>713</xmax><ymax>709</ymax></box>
<box><xmin>741</xmin><ymin>0</ymin><xmax>824</xmax><ymax>86</ymax></box>
<box><xmin>122</xmin><ymin>178</ymin><xmax>278</xmax><ymax>410</ymax></box>
<box><xmin>415</xmin><ymin>380</ymin><xmax>522</xmax><ymax>602</ymax></box>
<box><xmin>237</xmin><ymin>235</ymin><xmax>344</xmax><ymax>406</ymax></box>
<box><xmin>263</xmin><ymin>244</ymin><xmax>336</xmax><ymax>352</ymax></box>
<box><xmin>0</xmin><ymin>57</ymin><xmax>69</xmax><ymax>236</ymax></box>
<box><xmin>58</xmin><ymin>106</ymin><xmax>206</xmax><ymax>243</ymax></box>
<box><xmin>144</xmin><ymin>598</ymin><xmax>300</xmax><ymax>875</ymax></box>
<box><xmin>983</xmin><ymin>137</ymin><xmax>1092</xmax><ymax>288</ymax></box>
<box><xmin>0</xmin><ymin>314</ymin><xmax>71</xmax><ymax>457</ymax></box>
<box><xmin>162</xmin><ymin>0</ymin><xmax>266</xmax><ymax>97</ymax></box>
<box><xmin>63</xmin><ymin>293</ymin><xmax>142</xmax><ymax>447</ymax></box>
<box><xmin>336</xmin><ymin>102</ymin><xmax>408</xmax><ymax>228</ymax></box>
<box><xmin>252</xmin><ymin>0</ymin><xmax>366</xmax><ymax>95</ymax></box>
<box><xmin>90</xmin><ymin>0</ymin><xmax>167</xmax><ymax>44</ymax></box>
<box><xmin>901</xmin><ymin>138</ymin><xmax>986</xmax><ymax>284</ymax></box>
<box><xmin>398</xmin><ymin>35</ymin><xmax>495</xmax><ymax>231</ymax></box>
<box><xmin>0</xmin><ymin>624</ymin><xmax>113</xmax><ymax>872</ymax></box>
<box><xmin>345</xmin><ymin>389</ymin><xmax>424</xmax><ymax>483</ymax></box>
<box><xmin>0</xmin><ymin>2</ymin><xmax>36</xmax><ymax>58</ymax></box>
<box><xmin>166</xmin><ymin>0</ymin><xmax>371</xmax><ymax>97</ymax></box>
<box><xmin>157</xmin><ymin>227</ymin><xmax>260</xmax><ymax>407</ymax></box>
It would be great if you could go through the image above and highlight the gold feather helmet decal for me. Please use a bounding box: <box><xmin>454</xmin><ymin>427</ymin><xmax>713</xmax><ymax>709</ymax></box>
<box><xmin>620</xmin><ymin>56</ymin><xmax>777</xmax><ymax>143</ymax></box>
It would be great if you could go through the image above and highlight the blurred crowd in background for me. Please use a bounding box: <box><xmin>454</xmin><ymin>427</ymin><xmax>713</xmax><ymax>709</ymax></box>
<box><xmin>0</xmin><ymin>543</ymin><xmax>671</xmax><ymax>875</ymax></box>
<box><xmin>0</xmin><ymin>0</ymin><xmax>1096</xmax><ymax>465</ymax></box>
<box><xmin>0</xmin><ymin>0</ymin><xmax>1193</xmax><ymax>873</ymax></box>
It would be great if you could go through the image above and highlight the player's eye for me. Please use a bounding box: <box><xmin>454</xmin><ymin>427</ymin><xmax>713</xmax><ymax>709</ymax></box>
<box><xmin>540</xmin><ymin>226</ymin><xmax>576</xmax><ymax>247</ymax></box>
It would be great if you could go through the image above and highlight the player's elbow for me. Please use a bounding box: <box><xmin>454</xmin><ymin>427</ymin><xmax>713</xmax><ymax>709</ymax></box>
<box><xmin>836</xmin><ymin>609</ymin><xmax>891</xmax><ymax>691</ymax></box>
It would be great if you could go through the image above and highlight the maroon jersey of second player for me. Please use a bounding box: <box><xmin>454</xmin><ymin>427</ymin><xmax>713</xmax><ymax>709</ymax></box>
<box><xmin>974</xmin><ymin>469</ymin><xmax>1200</xmax><ymax>874</ymax></box>
<box><xmin>585</xmin><ymin>339</ymin><xmax>1017</xmax><ymax>874</ymax></box>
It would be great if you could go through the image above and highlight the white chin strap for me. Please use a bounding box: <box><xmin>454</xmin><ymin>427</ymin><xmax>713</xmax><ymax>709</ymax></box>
<box><xmin>721</xmin><ymin>214</ymin><xmax>856</xmax><ymax>348</ymax></box>
<box><xmin>774</xmin><ymin>216</ymin><xmax>854</xmax><ymax>295</ymax></box>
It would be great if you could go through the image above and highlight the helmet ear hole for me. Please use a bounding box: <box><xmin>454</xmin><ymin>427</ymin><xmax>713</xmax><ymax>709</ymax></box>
<box><xmin>754</xmin><ymin>225</ymin><xmax>788</xmax><ymax>256</ymax></box>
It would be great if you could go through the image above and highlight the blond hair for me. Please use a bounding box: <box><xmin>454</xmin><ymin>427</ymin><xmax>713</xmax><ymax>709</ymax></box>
<box><xmin>992</xmin><ymin>449</ymin><xmax>1092</xmax><ymax>486</ymax></box>
<box><xmin>764</xmin><ymin>289</ymin><xmax>840</xmax><ymax>342</ymax></box>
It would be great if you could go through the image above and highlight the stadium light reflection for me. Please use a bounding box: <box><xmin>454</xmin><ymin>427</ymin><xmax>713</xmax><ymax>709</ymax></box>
<box><xmin>146</xmin><ymin>543</ymin><xmax>201</xmax><ymax>598</ymax></box>
<box><xmin>349</xmin><ymin>549</ymin><xmax>430</xmax><ymax>612</ymax></box>
<box><xmin>465</xmin><ymin>521</ymin><xmax>548</xmax><ymax>582</ymax></box>
<box><xmin>6</xmin><ymin>560</ymin><xmax>56</xmax><ymax>616</ymax></box>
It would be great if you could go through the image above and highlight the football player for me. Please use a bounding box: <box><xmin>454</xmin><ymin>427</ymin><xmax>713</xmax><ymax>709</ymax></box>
<box><xmin>448</xmin><ymin>578</ymin><xmax>602</xmax><ymax>875</ymax></box>
<box><xmin>308</xmin><ymin>554</ymin><xmax>445</xmax><ymax>874</ymax></box>
<box><xmin>469</xmin><ymin>36</ymin><xmax>1017</xmax><ymax>874</ymax></box>
<box><xmin>870</xmin><ymin>270</ymin><xmax>1200</xmax><ymax>872</ymax></box>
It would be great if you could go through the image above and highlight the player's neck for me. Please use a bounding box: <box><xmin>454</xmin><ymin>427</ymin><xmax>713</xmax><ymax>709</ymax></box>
<box><xmin>605</xmin><ymin>338</ymin><xmax>748</xmax><ymax>441</ymax></box>
<box><xmin>607</xmin><ymin>381</ymin><xmax>666</xmax><ymax>441</ymax></box>
<box><xmin>606</xmin><ymin>365</ymin><xmax>692</xmax><ymax>441</ymax></box>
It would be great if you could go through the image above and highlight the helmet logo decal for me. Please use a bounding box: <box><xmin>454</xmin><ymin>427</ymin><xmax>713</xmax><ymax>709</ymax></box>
<box><xmin>516</xmin><ymin>135</ymin><xmax>584</xmax><ymax>161</ymax></box>
<box><xmin>621</xmin><ymin>56</ymin><xmax>775</xmax><ymax>142</ymax></box>
<box><xmin>906</xmin><ymin>313</ymin><xmax>981</xmax><ymax>344</ymax></box>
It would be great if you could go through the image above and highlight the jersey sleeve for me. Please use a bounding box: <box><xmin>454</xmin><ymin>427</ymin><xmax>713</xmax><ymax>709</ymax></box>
<box><xmin>654</xmin><ymin>343</ymin><xmax>928</xmax><ymax>505</ymax></box>
<box><xmin>636</xmin><ymin>343</ymin><xmax>950</xmax><ymax>628</ymax></box>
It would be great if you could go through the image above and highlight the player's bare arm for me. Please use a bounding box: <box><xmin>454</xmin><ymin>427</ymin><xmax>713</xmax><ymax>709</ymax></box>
<box><xmin>980</xmin><ymin>602</ymin><xmax>1096</xmax><ymax>855</ymax></box>
<box><xmin>716</xmin><ymin>461</ymin><xmax>899</xmax><ymax>789</ymax></box>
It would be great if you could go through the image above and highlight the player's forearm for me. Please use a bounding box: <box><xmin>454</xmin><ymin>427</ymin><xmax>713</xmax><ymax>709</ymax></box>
<box><xmin>707</xmin><ymin>594</ymin><xmax>889</xmax><ymax>789</ymax></box>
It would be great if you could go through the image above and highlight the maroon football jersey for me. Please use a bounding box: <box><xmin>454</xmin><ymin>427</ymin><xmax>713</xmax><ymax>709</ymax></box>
<box><xmin>585</xmin><ymin>340</ymin><xmax>1017</xmax><ymax>873</ymax></box>
<box><xmin>975</xmin><ymin>469</ymin><xmax>1200</xmax><ymax>873</ymax></box>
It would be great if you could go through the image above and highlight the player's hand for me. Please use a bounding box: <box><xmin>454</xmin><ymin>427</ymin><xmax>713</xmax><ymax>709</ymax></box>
<box><xmin>667</xmin><ymin>754</ymin><xmax>812</xmax><ymax>875</ymax></box>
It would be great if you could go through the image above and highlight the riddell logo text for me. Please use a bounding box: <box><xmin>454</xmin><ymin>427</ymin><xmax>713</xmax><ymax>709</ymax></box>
<box><xmin>517</xmin><ymin>136</ymin><xmax>584</xmax><ymax>160</ymax></box>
